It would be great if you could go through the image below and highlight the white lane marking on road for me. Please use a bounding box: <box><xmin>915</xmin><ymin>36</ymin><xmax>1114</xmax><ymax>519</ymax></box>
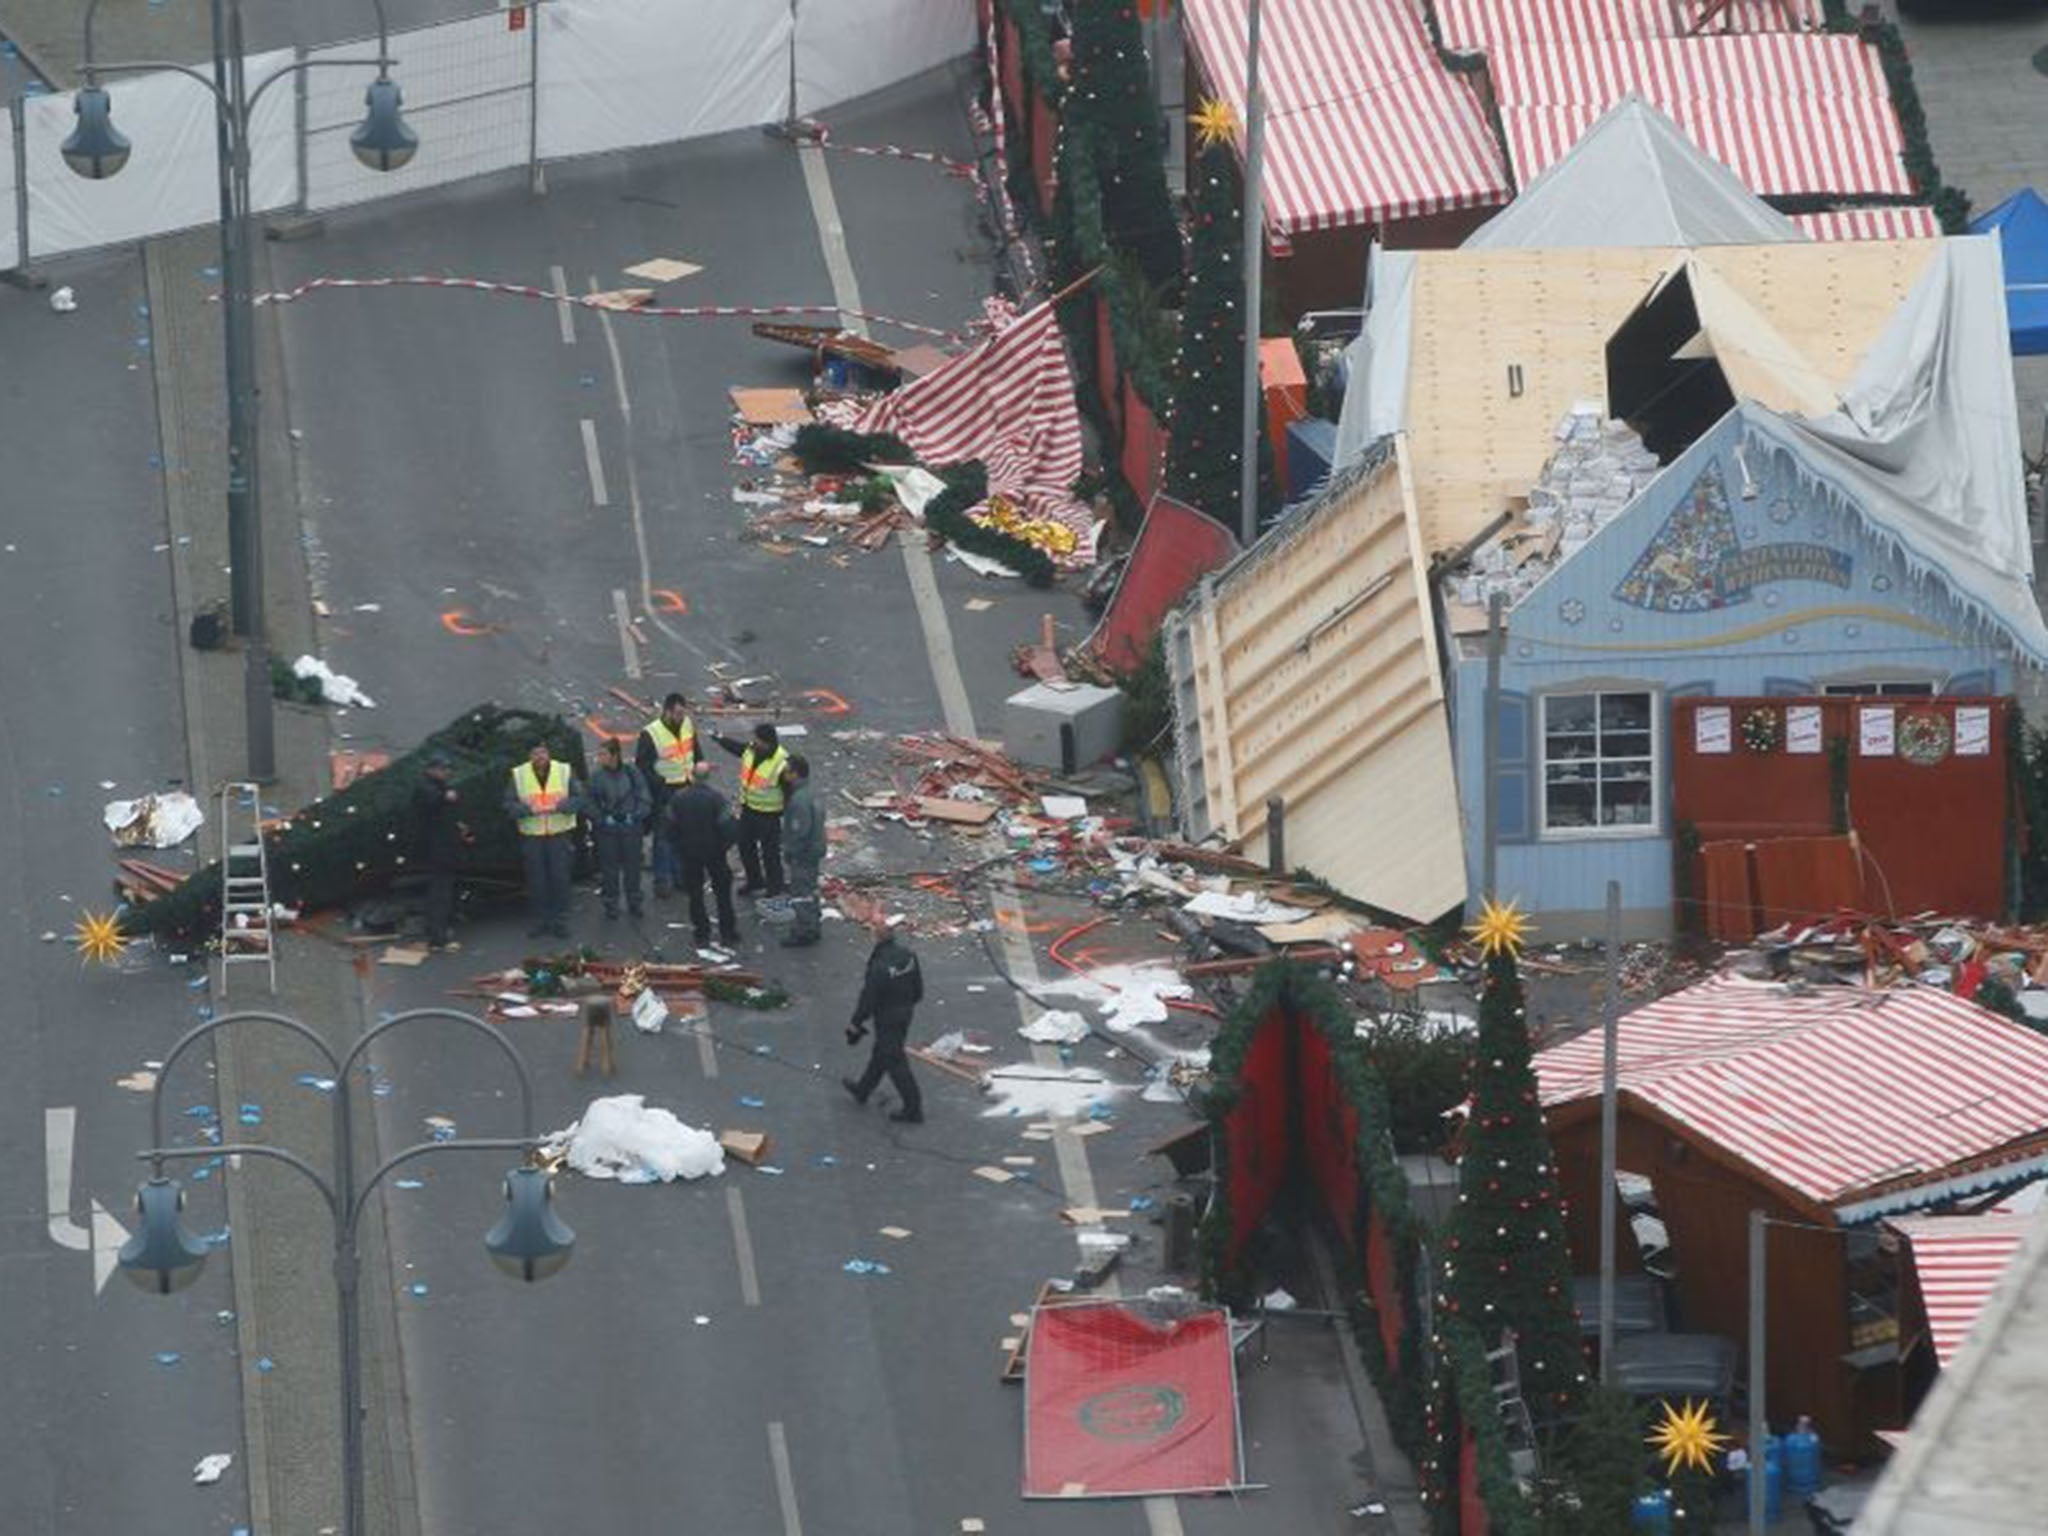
<box><xmin>799</xmin><ymin>136</ymin><xmax>1185</xmax><ymax>1535</ymax></box>
<box><xmin>549</xmin><ymin>263</ymin><xmax>576</xmax><ymax>345</ymax></box>
<box><xmin>45</xmin><ymin>1106</ymin><xmax>130</xmax><ymax>1293</ymax></box>
<box><xmin>579</xmin><ymin>418</ymin><xmax>610</xmax><ymax>508</ymax></box>
<box><xmin>767</xmin><ymin>1421</ymin><xmax>805</xmax><ymax>1536</ymax></box>
<box><xmin>611</xmin><ymin>587</ymin><xmax>642</xmax><ymax>679</ymax></box>
<box><xmin>726</xmin><ymin>1184</ymin><xmax>762</xmax><ymax>1306</ymax></box>
<box><xmin>695</xmin><ymin>1023</ymin><xmax>719</xmax><ymax>1079</ymax></box>
<box><xmin>588</xmin><ymin>275</ymin><xmax>723</xmax><ymax>662</ymax></box>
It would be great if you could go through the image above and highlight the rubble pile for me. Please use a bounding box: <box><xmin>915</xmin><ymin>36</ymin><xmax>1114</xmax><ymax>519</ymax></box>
<box><xmin>1447</xmin><ymin>403</ymin><xmax>1661</xmax><ymax>610</ymax></box>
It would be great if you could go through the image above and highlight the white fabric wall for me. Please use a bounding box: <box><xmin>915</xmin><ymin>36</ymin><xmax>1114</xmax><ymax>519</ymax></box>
<box><xmin>5</xmin><ymin>0</ymin><xmax>980</xmax><ymax>265</ymax></box>
<box><xmin>536</xmin><ymin>0</ymin><xmax>790</xmax><ymax>162</ymax></box>
<box><xmin>306</xmin><ymin>12</ymin><xmax>534</xmax><ymax>211</ymax></box>
<box><xmin>0</xmin><ymin>116</ymin><xmax>18</xmax><ymax>272</ymax></box>
<box><xmin>24</xmin><ymin>51</ymin><xmax>296</xmax><ymax>260</ymax></box>
<box><xmin>795</xmin><ymin>0</ymin><xmax>976</xmax><ymax>116</ymax></box>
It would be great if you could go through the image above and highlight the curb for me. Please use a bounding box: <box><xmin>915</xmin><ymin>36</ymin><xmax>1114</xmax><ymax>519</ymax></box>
<box><xmin>0</xmin><ymin>11</ymin><xmax>64</xmax><ymax>88</ymax></box>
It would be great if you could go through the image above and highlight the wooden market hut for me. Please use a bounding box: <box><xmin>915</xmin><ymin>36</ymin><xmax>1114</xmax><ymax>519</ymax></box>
<box><xmin>1535</xmin><ymin>976</ymin><xmax>2048</xmax><ymax>1453</ymax></box>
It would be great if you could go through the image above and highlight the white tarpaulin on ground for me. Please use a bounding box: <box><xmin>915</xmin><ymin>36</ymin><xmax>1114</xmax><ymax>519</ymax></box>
<box><xmin>536</xmin><ymin>0</ymin><xmax>789</xmax><ymax>162</ymax></box>
<box><xmin>545</xmin><ymin>1095</ymin><xmax>725</xmax><ymax>1183</ymax></box>
<box><xmin>795</xmin><ymin>0</ymin><xmax>977</xmax><ymax>117</ymax></box>
<box><xmin>24</xmin><ymin>52</ymin><xmax>296</xmax><ymax>260</ymax></box>
<box><xmin>1769</xmin><ymin>237</ymin><xmax>2048</xmax><ymax>664</ymax></box>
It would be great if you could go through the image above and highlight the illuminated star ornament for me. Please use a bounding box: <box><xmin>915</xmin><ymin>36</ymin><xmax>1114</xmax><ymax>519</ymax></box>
<box><xmin>1191</xmin><ymin>96</ymin><xmax>1239</xmax><ymax>151</ymax></box>
<box><xmin>1466</xmin><ymin>896</ymin><xmax>1534</xmax><ymax>959</ymax></box>
<box><xmin>1648</xmin><ymin>1398</ymin><xmax>1729</xmax><ymax>1477</ymax></box>
<box><xmin>73</xmin><ymin>910</ymin><xmax>129</xmax><ymax>966</ymax></box>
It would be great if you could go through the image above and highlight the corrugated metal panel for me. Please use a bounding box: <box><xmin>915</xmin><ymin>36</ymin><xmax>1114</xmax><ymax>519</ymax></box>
<box><xmin>1890</xmin><ymin>1212</ymin><xmax>2033</xmax><ymax>1368</ymax></box>
<box><xmin>1538</xmin><ymin>976</ymin><xmax>2048</xmax><ymax>1209</ymax></box>
<box><xmin>1179</xmin><ymin>438</ymin><xmax>1465</xmax><ymax>920</ymax></box>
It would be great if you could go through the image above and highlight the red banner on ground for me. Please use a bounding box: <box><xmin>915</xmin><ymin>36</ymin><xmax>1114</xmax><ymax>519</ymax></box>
<box><xmin>1024</xmin><ymin>1301</ymin><xmax>1243</xmax><ymax>1498</ymax></box>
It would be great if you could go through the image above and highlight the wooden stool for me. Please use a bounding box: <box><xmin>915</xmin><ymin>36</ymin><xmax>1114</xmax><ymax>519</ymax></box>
<box><xmin>574</xmin><ymin>997</ymin><xmax>616</xmax><ymax>1078</ymax></box>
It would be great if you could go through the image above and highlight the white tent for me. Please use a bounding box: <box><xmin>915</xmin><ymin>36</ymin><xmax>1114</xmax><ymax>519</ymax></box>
<box><xmin>1463</xmin><ymin>96</ymin><xmax>1803</xmax><ymax>253</ymax></box>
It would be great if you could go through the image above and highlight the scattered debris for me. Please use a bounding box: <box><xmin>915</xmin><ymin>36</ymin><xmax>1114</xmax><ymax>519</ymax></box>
<box><xmin>193</xmin><ymin>1453</ymin><xmax>233</xmax><ymax>1485</ymax></box>
<box><xmin>288</xmin><ymin>654</ymin><xmax>376</xmax><ymax>708</ymax></box>
<box><xmin>104</xmin><ymin>791</ymin><xmax>205</xmax><ymax>849</ymax></box>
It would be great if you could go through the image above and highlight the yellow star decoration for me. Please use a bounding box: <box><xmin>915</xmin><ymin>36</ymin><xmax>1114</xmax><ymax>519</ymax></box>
<box><xmin>1466</xmin><ymin>896</ymin><xmax>1533</xmax><ymax>959</ymax></box>
<box><xmin>73</xmin><ymin>910</ymin><xmax>128</xmax><ymax>966</ymax></box>
<box><xmin>1191</xmin><ymin>96</ymin><xmax>1239</xmax><ymax>151</ymax></box>
<box><xmin>1648</xmin><ymin>1398</ymin><xmax>1729</xmax><ymax>1478</ymax></box>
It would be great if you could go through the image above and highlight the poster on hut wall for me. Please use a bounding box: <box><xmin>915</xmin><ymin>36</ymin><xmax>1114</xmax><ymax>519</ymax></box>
<box><xmin>1956</xmin><ymin>706</ymin><xmax>1991</xmax><ymax>757</ymax></box>
<box><xmin>1860</xmin><ymin>706</ymin><xmax>1895</xmax><ymax>757</ymax></box>
<box><xmin>1785</xmin><ymin>705</ymin><xmax>1823</xmax><ymax>755</ymax></box>
<box><xmin>1694</xmin><ymin>705</ymin><xmax>1732</xmax><ymax>755</ymax></box>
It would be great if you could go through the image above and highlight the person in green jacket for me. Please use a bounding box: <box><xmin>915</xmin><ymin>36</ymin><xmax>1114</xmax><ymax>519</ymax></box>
<box><xmin>778</xmin><ymin>753</ymin><xmax>824</xmax><ymax>947</ymax></box>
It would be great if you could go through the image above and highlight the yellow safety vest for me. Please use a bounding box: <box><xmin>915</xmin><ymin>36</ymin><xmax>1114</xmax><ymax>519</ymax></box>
<box><xmin>644</xmin><ymin>717</ymin><xmax>696</xmax><ymax>785</ymax></box>
<box><xmin>739</xmin><ymin>745</ymin><xmax>789</xmax><ymax>814</ymax></box>
<box><xmin>512</xmin><ymin>761</ymin><xmax>577</xmax><ymax>837</ymax></box>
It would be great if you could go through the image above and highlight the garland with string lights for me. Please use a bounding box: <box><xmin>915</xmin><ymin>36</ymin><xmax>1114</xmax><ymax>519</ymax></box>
<box><xmin>1063</xmin><ymin>0</ymin><xmax>1181</xmax><ymax>288</ymax></box>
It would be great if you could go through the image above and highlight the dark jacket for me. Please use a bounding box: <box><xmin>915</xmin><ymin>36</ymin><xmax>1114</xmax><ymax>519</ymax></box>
<box><xmin>851</xmin><ymin>936</ymin><xmax>923</xmax><ymax>1031</ymax></box>
<box><xmin>780</xmin><ymin>779</ymin><xmax>825</xmax><ymax>867</ymax></box>
<box><xmin>410</xmin><ymin>776</ymin><xmax>462</xmax><ymax>867</ymax></box>
<box><xmin>588</xmin><ymin>762</ymin><xmax>651</xmax><ymax>828</ymax></box>
<box><xmin>664</xmin><ymin>779</ymin><xmax>734</xmax><ymax>862</ymax></box>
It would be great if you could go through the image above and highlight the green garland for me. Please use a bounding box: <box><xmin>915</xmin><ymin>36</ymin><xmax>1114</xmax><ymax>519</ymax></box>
<box><xmin>789</xmin><ymin>427</ymin><xmax>1057</xmax><ymax>585</ymax></box>
<box><xmin>135</xmin><ymin>705</ymin><xmax>586</xmax><ymax>941</ymax></box>
<box><xmin>1434</xmin><ymin>1318</ymin><xmax>1537</xmax><ymax>1535</ymax></box>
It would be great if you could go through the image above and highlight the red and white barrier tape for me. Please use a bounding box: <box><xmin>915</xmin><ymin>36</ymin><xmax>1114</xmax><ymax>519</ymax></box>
<box><xmin>810</xmin><ymin>127</ymin><xmax>973</xmax><ymax>179</ymax></box>
<box><xmin>235</xmin><ymin>275</ymin><xmax>963</xmax><ymax>340</ymax></box>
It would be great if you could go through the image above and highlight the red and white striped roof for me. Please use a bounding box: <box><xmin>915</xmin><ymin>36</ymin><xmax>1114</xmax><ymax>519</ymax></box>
<box><xmin>1889</xmin><ymin>1211</ymin><xmax>2036</xmax><ymax>1367</ymax></box>
<box><xmin>1436</xmin><ymin>0</ymin><xmax>1826</xmax><ymax>52</ymax></box>
<box><xmin>1537</xmin><ymin>977</ymin><xmax>2048</xmax><ymax>1212</ymax></box>
<box><xmin>1794</xmin><ymin>206</ymin><xmax>1942</xmax><ymax>243</ymax></box>
<box><xmin>1178</xmin><ymin>0</ymin><xmax>1509</xmax><ymax>236</ymax></box>
<box><xmin>1488</xmin><ymin>33</ymin><xmax>1912</xmax><ymax>199</ymax></box>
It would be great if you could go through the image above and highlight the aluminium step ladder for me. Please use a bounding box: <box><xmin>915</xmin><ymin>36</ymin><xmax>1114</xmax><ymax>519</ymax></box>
<box><xmin>218</xmin><ymin>782</ymin><xmax>276</xmax><ymax>993</ymax></box>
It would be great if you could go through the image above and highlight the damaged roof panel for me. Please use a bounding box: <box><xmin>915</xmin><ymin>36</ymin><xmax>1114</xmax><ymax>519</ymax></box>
<box><xmin>1171</xmin><ymin>438</ymin><xmax>1466</xmax><ymax>923</ymax></box>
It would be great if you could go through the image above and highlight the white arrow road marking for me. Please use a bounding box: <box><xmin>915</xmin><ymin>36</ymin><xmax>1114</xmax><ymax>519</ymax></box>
<box><xmin>45</xmin><ymin>1107</ymin><xmax>132</xmax><ymax>1294</ymax></box>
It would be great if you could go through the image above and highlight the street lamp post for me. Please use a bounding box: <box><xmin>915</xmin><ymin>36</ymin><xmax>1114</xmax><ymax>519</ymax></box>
<box><xmin>63</xmin><ymin>0</ymin><xmax>417</xmax><ymax>782</ymax></box>
<box><xmin>118</xmin><ymin>1009</ymin><xmax>572</xmax><ymax>1536</ymax></box>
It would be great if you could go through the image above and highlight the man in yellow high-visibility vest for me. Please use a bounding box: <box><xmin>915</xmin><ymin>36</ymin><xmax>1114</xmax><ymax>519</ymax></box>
<box><xmin>712</xmin><ymin>721</ymin><xmax>789</xmax><ymax>900</ymax></box>
<box><xmin>635</xmin><ymin>692</ymin><xmax>703</xmax><ymax>899</ymax></box>
<box><xmin>502</xmin><ymin>741</ymin><xmax>587</xmax><ymax>938</ymax></box>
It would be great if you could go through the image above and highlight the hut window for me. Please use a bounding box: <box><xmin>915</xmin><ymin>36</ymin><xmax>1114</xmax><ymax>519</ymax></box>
<box><xmin>1540</xmin><ymin>689</ymin><xmax>1658</xmax><ymax>835</ymax></box>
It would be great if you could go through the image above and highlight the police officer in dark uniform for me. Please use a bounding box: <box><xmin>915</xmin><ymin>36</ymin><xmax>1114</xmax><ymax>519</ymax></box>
<box><xmin>842</xmin><ymin>918</ymin><xmax>926</xmax><ymax>1123</ymax></box>
<box><xmin>662</xmin><ymin>761</ymin><xmax>741</xmax><ymax>948</ymax></box>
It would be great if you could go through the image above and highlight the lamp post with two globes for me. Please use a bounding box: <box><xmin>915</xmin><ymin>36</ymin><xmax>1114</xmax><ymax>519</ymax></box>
<box><xmin>118</xmin><ymin>1009</ymin><xmax>573</xmax><ymax>1536</ymax></box>
<box><xmin>61</xmin><ymin>0</ymin><xmax>418</xmax><ymax>781</ymax></box>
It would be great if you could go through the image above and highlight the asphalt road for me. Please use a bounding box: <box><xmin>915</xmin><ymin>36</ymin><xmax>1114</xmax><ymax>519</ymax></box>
<box><xmin>248</xmin><ymin>62</ymin><xmax>1369</xmax><ymax>1536</ymax></box>
<box><xmin>0</xmin><ymin>249</ymin><xmax>249</xmax><ymax>1530</ymax></box>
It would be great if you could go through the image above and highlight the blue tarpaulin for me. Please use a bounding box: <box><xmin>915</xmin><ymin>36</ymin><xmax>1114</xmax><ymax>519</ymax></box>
<box><xmin>1970</xmin><ymin>189</ymin><xmax>2048</xmax><ymax>356</ymax></box>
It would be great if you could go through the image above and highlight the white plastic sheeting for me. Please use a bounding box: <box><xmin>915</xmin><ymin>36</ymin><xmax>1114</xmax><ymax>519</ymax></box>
<box><xmin>535</xmin><ymin>0</ymin><xmax>789</xmax><ymax>163</ymax></box>
<box><xmin>305</xmin><ymin>11</ymin><xmax>533</xmax><ymax>212</ymax></box>
<box><xmin>24</xmin><ymin>52</ymin><xmax>296</xmax><ymax>260</ymax></box>
<box><xmin>4</xmin><ymin>0</ymin><xmax>978</xmax><ymax>267</ymax></box>
<box><xmin>545</xmin><ymin>1095</ymin><xmax>726</xmax><ymax>1183</ymax></box>
<box><xmin>795</xmin><ymin>0</ymin><xmax>977</xmax><ymax>117</ymax></box>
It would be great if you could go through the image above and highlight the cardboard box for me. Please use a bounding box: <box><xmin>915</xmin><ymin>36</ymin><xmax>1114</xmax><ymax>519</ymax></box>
<box><xmin>719</xmin><ymin>1129</ymin><xmax>771</xmax><ymax>1166</ymax></box>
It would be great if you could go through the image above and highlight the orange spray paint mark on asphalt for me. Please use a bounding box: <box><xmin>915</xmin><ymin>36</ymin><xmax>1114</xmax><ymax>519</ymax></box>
<box><xmin>440</xmin><ymin>609</ymin><xmax>495</xmax><ymax>636</ymax></box>
<box><xmin>648</xmin><ymin>589</ymin><xmax>688</xmax><ymax>614</ymax></box>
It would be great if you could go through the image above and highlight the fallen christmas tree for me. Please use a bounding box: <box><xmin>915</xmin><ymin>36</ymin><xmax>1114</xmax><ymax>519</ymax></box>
<box><xmin>134</xmin><ymin>704</ymin><xmax>587</xmax><ymax>942</ymax></box>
